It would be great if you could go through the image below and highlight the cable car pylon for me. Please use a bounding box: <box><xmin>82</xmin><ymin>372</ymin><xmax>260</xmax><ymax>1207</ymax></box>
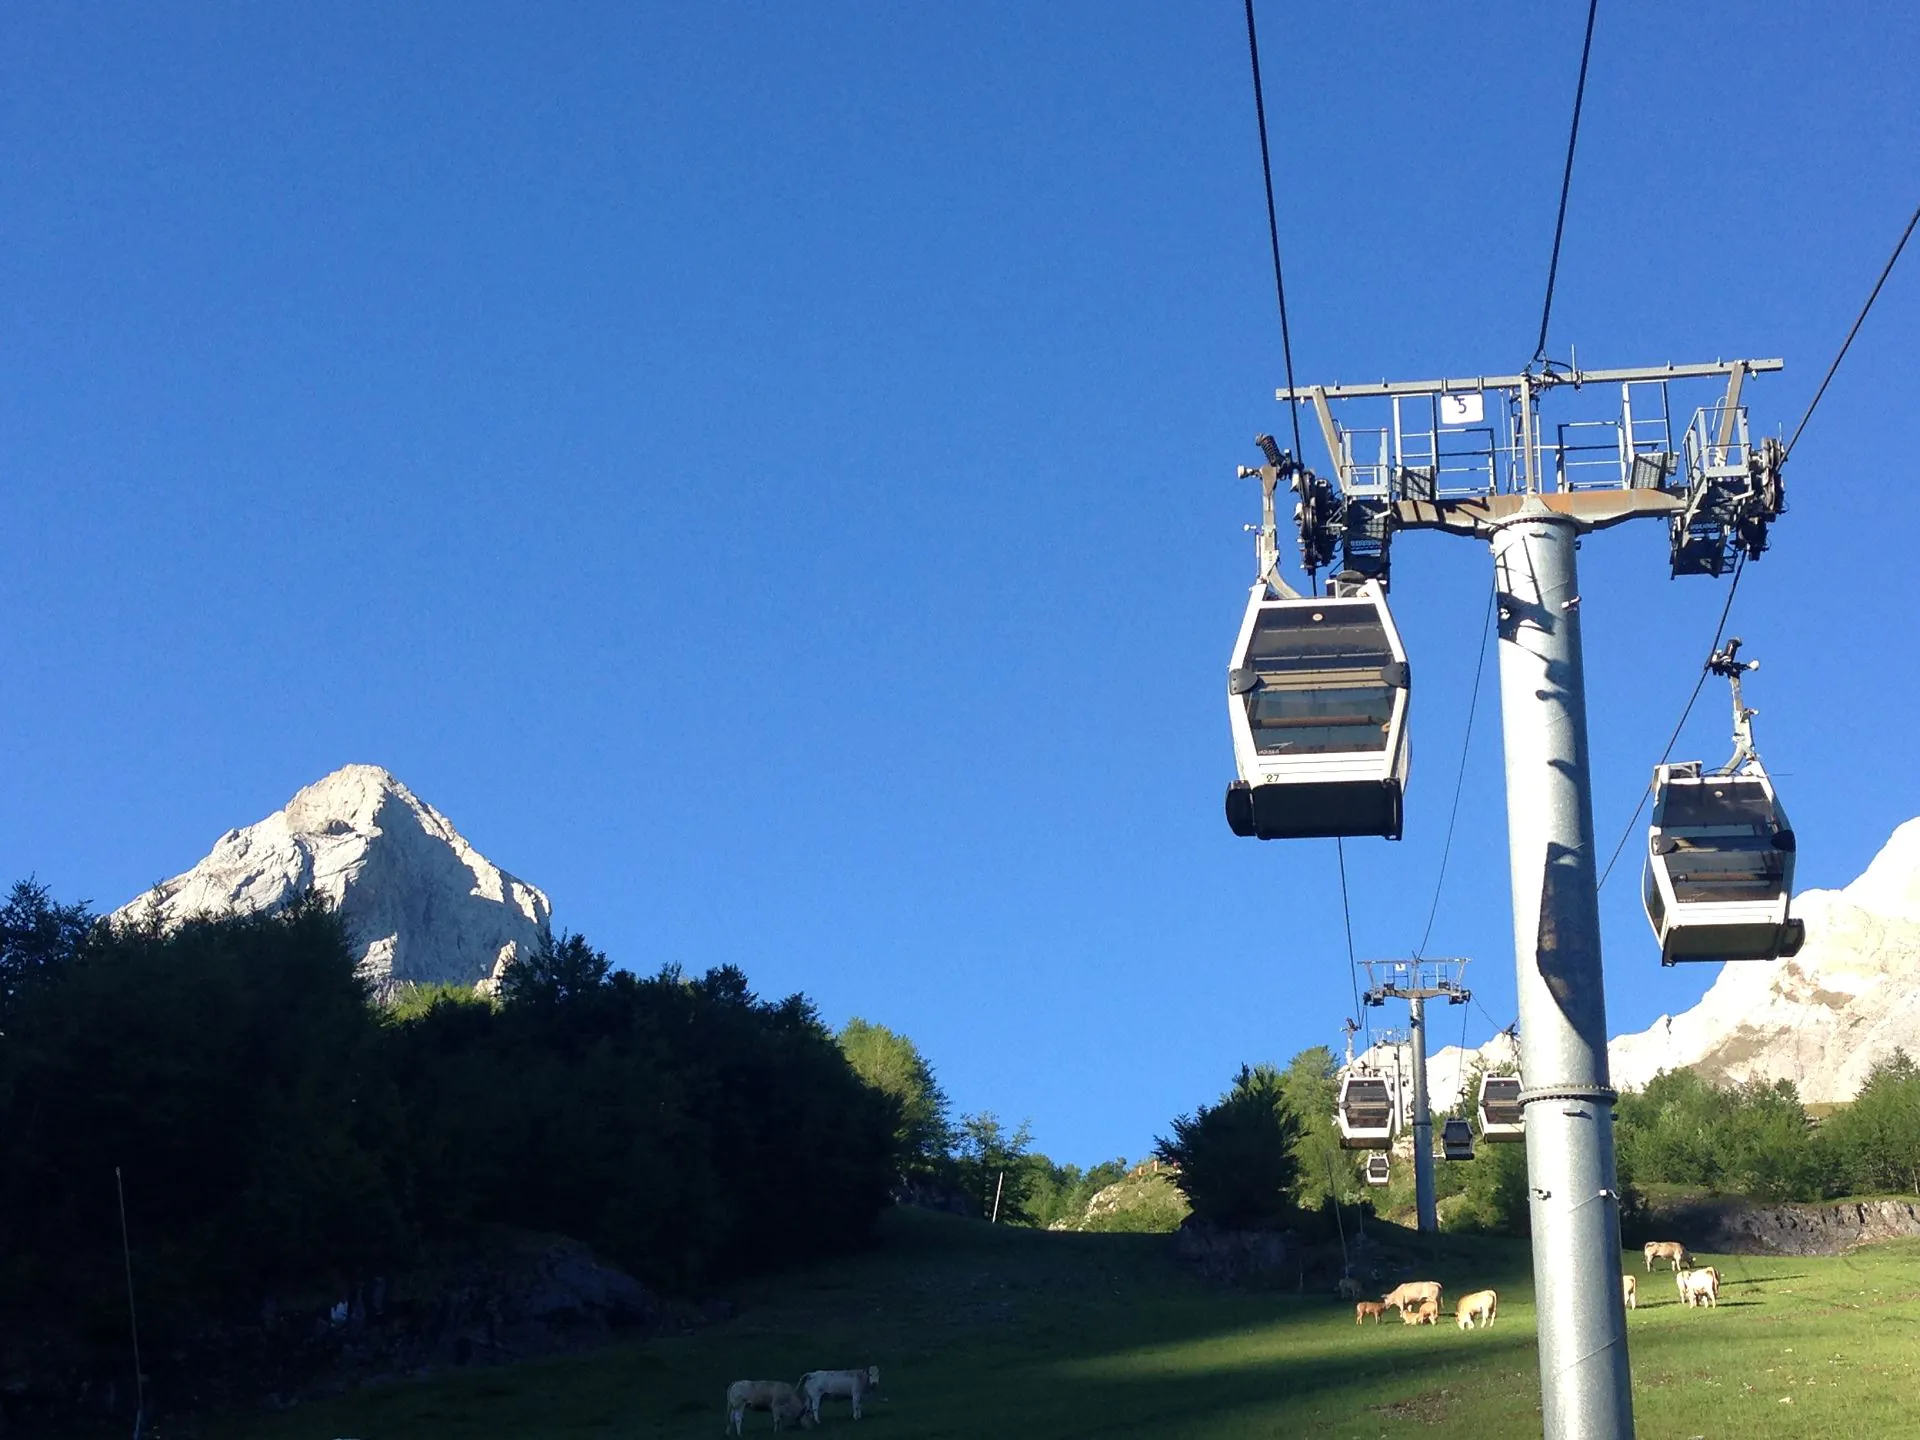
<box><xmin>1230</xmin><ymin>355</ymin><xmax>1793</xmax><ymax>1440</ymax></box>
<box><xmin>1357</xmin><ymin>959</ymin><xmax>1470</xmax><ymax>1233</ymax></box>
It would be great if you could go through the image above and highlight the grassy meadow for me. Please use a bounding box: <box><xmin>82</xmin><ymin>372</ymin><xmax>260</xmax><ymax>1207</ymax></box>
<box><xmin>143</xmin><ymin>1209</ymin><xmax>1920</xmax><ymax>1439</ymax></box>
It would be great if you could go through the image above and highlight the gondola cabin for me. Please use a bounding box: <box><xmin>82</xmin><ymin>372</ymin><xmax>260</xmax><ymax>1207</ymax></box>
<box><xmin>1644</xmin><ymin>761</ymin><xmax>1804</xmax><ymax>965</ymax></box>
<box><xmin>1477</xmin><ymin>1075</ymin><xmax>1524</xmax><ymax>1142</ymax></box>
<box><xmin>1224</xmin><ymin>576</ymin><xmax>1410</xmax><ymax>840</ymax></box>
<box><xmin>1440</xmin><ymin>1117</ymin><xmax>1476</xmax><ymax>1162</ymax></box>
<box><xmin>1364</xmin><ymin>1153</ymin><xmax>1391</xmax><ymax>1187</ymax></box>
<box><xmin>1336</xmin><ymin>1072</ymin><xmax>1397</xmax><ymax>1149</ymax></box>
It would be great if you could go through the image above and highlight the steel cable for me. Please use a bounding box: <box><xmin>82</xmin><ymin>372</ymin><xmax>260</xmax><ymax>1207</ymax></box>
<box><xmin>1786</xmin><ymin>199</ymin><xmax>1919</xmax><ymax>457</ymax></box>
<box><xmin>1414</xmin><ymin>581</ymin><xmax>1497</xmax><ymax>957</ymax></box>
<box><xmin>1533</xmin><ymin>0</ymin><xmax>1600</xmax><ymax>363</ymax></box>
<box><xmin>1245</xmin><ymin>0</ymin><xmax>1369</xmax><ymax>1034</ymax></box>
<box><xmin>1596</xmin><ymin>553</ymin><xmax>1745</xmax><ymax>890</ymax></box>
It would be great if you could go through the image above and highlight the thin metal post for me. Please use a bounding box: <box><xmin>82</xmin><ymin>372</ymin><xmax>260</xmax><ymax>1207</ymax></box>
<box><xmin>1490</xmin><ymin>510</ymin><xmax>1633</xmax><ymax>1440</ymax></box>
<box><xmin>1408</xmin><ymin>995</ymin><xmax>1436</xmax><ymax>1233</ymax></box>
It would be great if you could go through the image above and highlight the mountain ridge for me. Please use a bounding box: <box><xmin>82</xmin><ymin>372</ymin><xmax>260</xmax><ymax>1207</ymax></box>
<box><xmin>114</xmin><ymin>764</ymin><xmax>552</xmax><ymax>994</ymax></box>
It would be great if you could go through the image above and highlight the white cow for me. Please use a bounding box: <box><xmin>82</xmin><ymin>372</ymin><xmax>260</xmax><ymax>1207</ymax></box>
<box><xmin>726</xmin><ymin>1379</ymin><xmax>808</xmax><ymax>1434</ymax></box>
<box><xmin>1455</xmin><ymin>1289</ymin><xmax>1498</xmax><ymax>1330</ymax></box>
<box><xmin>800</xmin><ymin>1367</ymin><xmax>880</xmax><ymax>1422</ymax></box>
<box><xmin>1677</xmin><ymin>1266</ymin><xmax>1721</xmax><ymax>1308</ymax></box>
<box><xmin>1381</xmin><ymin>1281</ymin><xmax>1444</xmax><ymax>1316</ymax></box>
<box><xmin>1621</xmin><ymin>1274</ymin><xmax>1637</xmax><ymax>1311</ymax></box>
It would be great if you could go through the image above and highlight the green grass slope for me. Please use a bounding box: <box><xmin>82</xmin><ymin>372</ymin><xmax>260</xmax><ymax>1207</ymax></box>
<box><xmin>169</xmin><ymin>1209</ymin><xmax>1920</xmax><ymax>1439</ymax></box>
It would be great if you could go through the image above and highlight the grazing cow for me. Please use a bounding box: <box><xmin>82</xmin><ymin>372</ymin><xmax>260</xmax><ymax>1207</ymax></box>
<box><xmin>1455</xmin><ymin>1289</ymin><xmax>1498</xmax><ymax>1331</ymax></box>
<box><xmin>726</xmin><ymin>1380</ymin><xmax>807</xmax><ymax>1434</ymax></box>
<box><xmin>1643</xmin><ymin>1240</ymin><xmax>1692</xmax><ymax>1273</ymax></box>
<box><xmin>1677</xmin><ymin>1266</ymin><xmax>1721</xmax><ymax>1308</ymax></box>
<box><xmin>1621</xmin><ymin>1274</ymin><xmax>1637</xmax><ymax>1311</ymax></box>
<box><xmin>1381</xmin><ymin>1281</ymin><xmax>1444</xmax><ymax>1316</ymax></box>
<box><xmin>1354</xmin><ymin>1301</ymin><xmax>1386</xmax><ymax>1324</ymax></box>
<box><xmin>1336</xmin><ymin>1275</ymin><xmax>1364</xmax><ymax>1300</ymax></box>
<box><xmin>799</xmin><ymin>1367</ymin><xmax>880</xmax><ymax>1423</ymax></box>
<box><xmin>1414</xmin><ymin>1299</ymin><xmax>1441</xmax><ymax>1326</ymax></box>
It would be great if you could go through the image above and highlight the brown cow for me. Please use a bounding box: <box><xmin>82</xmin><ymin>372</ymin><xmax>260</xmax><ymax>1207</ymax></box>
<box><xmin>1354</xmin><ymin>1301</ymin><xmax>1386</xmax><ymax>1324</ymax></box>
<box><xmin>1643</xmin><ymin>1240</ymin><xmax>1692</xmax><ymax>1272</ymax></box>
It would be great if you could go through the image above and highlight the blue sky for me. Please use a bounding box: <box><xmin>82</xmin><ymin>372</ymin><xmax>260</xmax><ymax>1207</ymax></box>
<box><xmin>3</xmin><ymin>3</ymin><xmax>1914</xmax><ymax>1167</ymax></box>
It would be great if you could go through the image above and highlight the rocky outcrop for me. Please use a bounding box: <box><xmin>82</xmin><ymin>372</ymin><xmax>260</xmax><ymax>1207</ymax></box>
<box><xmin>113</xmin><ymin>765</ymin><xmax>552</xmax><ymax>994</ymax></box>
<box><xmin>1642</xmin><ymin>1197</ymin><xmax>1920</xmax><ymax>1256</ymax></box>
<box><xmin>1051</xmin><ymin>1160</ymin><xmax>1189</xmax><ymax>1234</ymax></box>
<box><xmin>1609</xmin><ymin>819</ymin><xmax>1920</xmax><ymax>1103</ymax></box>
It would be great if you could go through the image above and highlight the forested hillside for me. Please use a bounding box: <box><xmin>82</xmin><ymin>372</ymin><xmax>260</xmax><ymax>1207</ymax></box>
<box><xmin>0</xmin><ymin>879</ymin><xmax>896</xmax><ymax>1376</ymax></box>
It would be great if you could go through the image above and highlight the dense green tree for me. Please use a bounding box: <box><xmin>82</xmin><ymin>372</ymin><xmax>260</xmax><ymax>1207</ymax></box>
<box><xmin>1823</xmin><ymin>1051</ymin><xmax>1920</xmax><ymax>1196</ymax></box>
<box><xmin>0</xmin><ymin>876</ymin><xmax>904</xmax><ymax>1376</ymax></box>
<box><xmin>0</xmin><ymin>894</ymin><xmax>403</xmax><ymax>1336</ymax></box>
<box><xmin>1275</xmin><ymin>1046</ymin><xmax>1360</xmax><ymax>1208</ymax></box>
<box><xmin>1615</xmin><ymin>1068</ymin><xmax>1831</xmax><ymax>1201</ymax></box>
<box><xmin>953</xmin><ymin>1112</ymin><xmax>1035</xmax><ymax>1222</ymax></box>
<box><xmin>0</xmin><ymin>877</ymin><xmax>93</xmax><ymax>1031</ymax></box>
<box><xmin>1155</xmin><ymin>1064</ymin><xmax>1304</xmax><ymax>1230</ymax></box>
<box><xmin>838</xmin><ymin>1017</ymin><xmax>954</xmax><ymax>1176</ymax></box>
<box><xmin>1444</xmin><ymin>1138</ymin><xmax>1530</xmax><ymax>1234</ymax></box>
<box><xmin>1020</xmin><ymin>1154</ymin><xmax>1130</xmax><ymax>1230</ymax></box>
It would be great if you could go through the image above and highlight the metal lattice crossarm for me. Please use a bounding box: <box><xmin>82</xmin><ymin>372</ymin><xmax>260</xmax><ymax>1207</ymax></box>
<box><xmin>1261</xmin><ymin>358</ymin><xmax>1789</xmax><ymax>587</ymax></box>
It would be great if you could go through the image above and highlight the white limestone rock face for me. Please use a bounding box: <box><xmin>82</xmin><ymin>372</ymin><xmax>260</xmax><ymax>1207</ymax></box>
<box><xmin>115</xmin><ymin>764</ymin><xmax>552</xmax><ymax>994</ymax></box>
<box><xmin>1608</xmin><ymin>817</ymin><xmax>1920</xmax><ymax>1104</ymax></box>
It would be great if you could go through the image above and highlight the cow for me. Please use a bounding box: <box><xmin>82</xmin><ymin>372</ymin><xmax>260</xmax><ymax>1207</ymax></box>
<box><xmin>1354</xmin><ymin>1301</ymin><xmax>1386</xmax><ymax>1324</ymax></box>
<box><xmin>1621</xmin><ymin>1274</ymin><xmax>1637</xmax><ymax>1311</ymax></box>
<box><xmin>1455</xmin><ymin>1289</ymin><xmax>1498</xmax><ymax>1330</ymax></box>
<box><xmin>1336</xmin><ymin>1275</ymin><xmax>1364</xmax><ymax>1301</ymax></box>
<box><xmin>1643</xmin><ymin>1240</ymin><xmax>1692</xmax><ymax>1273</ymax></box>
<box><xmin>1414</xmin><ymin>1299</ymin><xmax>1441</xmax><ymax>1326</ymax></box>
<box><xmin>726</xmin><ymin>1380</ymin><xmax>808</xmax><ymax>1434</ymax></box>
<box><xmin>1381</xmin><ymin>1280</ymin><xmax>1444</xmax><ymax>1316</ymax></box>
<box><xmin>799</xmin><ymin>1367</ymin><xmax>880</xmax><ymax>1423</ymax></box>
<box><xmin>1677</xmin><ymin>1266</ymin><xmax>1721</xmax><ymax>1308</ymax></box>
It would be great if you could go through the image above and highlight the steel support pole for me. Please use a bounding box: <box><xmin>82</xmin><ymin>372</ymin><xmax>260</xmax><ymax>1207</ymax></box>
<box><xmin>1490</xmin><ymin>510</ymin><xmax>1634</xmax><ymax>1440</ymax></box>
<box><xmin>1408</xmin><ymin>995</ymin><xmax>1437</xmax><ymax>1233</ymax></box>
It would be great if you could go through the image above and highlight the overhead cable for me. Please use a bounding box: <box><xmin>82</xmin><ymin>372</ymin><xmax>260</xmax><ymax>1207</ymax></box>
<box><xmin>1599</xmin><ymin>201</ymin><xmax>1915</xmax><ymax>887</ymax></box>
<box><xmin>1414</xmin><ymin>582</ymin><xmax>1497</xmax><ymax>957</ymax></box>
<box><xmin>1242</xmin><ymin>0</ymin><xmax>1305</xmax><ymax>464</ymax></box>
<box><xmin>1596</xmin><ymin>553</ymin><xmax>1745</xmax><ymax>889</ymax></box>
<box><xmin>1245</xmin><ymin>0</ymin><xmax>1368</xmax><ymax>1018</ymax></box>
<box><xmin>1533</xmin><ymin>0</ymin><xmax>1600</xmax><ymax>364</ymax></box>
<box><xmin>1786</xmin><ymin>199</ymin><xmax>1920</xmax><ymax>456</ymax></box>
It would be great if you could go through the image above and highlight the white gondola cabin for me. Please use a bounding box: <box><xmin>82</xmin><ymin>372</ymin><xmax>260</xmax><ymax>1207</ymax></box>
<box><xmin>1224</xmin><ymin>575</ymin><xmax>1410</xmax><ymax>841</ymax></box>
<box><xmin>1440</xmin><ymin>1117</ymin><xmax>1475</xmax><ymax>1162</ymax></box>
<box><xmin>1477</xmin><ymin>1075</ymin><xmax>1525</xmax><ymax>1143</ymax></box>
<box><xmin>1336</xmin><ymin>1072</ymin><xmax>1397</xmax><ymax>1149</ymax></box>
<box><xmin>1644</xmin><ymin>761</ymin><xmax>1804</xmax><ymax>965</ymax></box>
<box><xmin>1363</xmin><ymin>1153</ymin><xmax>1391</xmax><ymax>1187</ymax></box>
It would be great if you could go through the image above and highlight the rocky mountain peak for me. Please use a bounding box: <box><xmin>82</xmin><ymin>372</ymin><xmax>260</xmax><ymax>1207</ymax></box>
<box><xmin>115</xmin><ymin>765</ymin><xmax>552</xmax><ymax>994</ymax></box>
